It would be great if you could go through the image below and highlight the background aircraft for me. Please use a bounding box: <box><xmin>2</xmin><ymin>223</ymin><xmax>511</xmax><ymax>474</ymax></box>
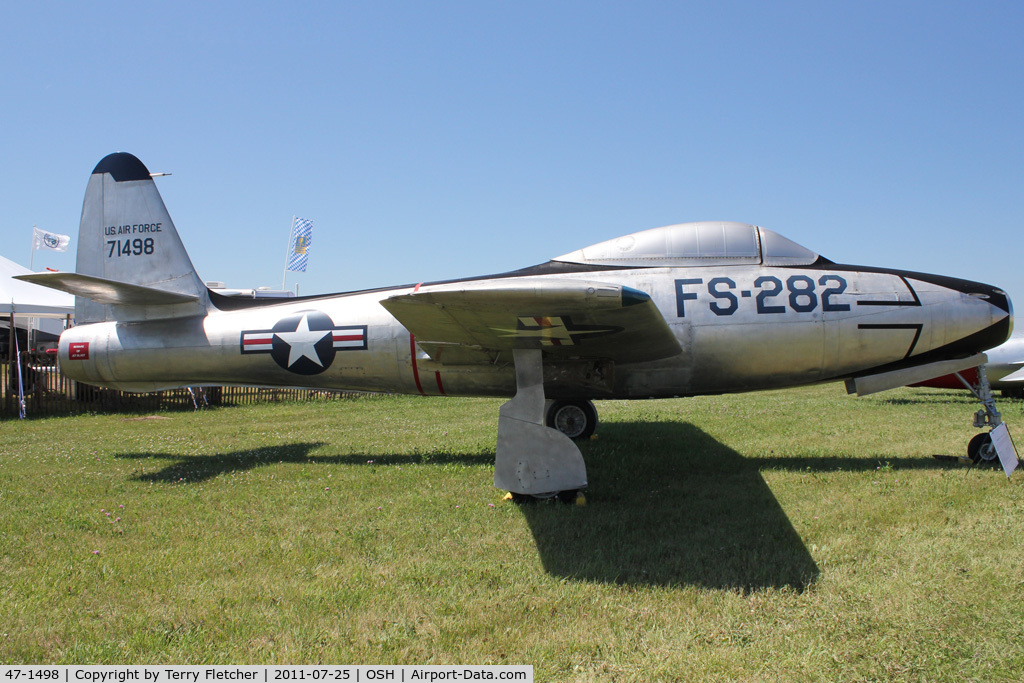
<box><xmin>19</xmin><ymin>153</ymin><xmax>1017</xmax><ymax>496</ymax></box>
<box><xmin>913</xmin><ymin>333</ymin><xmax>1024</xmax><ymax>398</ymax></box>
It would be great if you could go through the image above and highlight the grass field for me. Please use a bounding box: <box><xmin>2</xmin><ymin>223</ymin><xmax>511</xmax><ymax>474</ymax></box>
<box><xmin>2</xmin><ymin>384</ymin><xmax>1023</xmax><ymax>681</ymax></box>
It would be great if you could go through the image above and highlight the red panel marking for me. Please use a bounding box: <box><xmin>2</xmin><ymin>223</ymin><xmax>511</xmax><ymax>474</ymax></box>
<box><xmin>332</xmin><ymin>334</ymin><xmax>363</xmax><ymax>342</ymax></box>
<box><xmin>68</xmin><ymin>342</ymin><xmax>89</xmax><ymax>360</ymax></box>
<box><xmin>410</xmin><ymin>283</ymin><xmax>426</xmax><ymax>395</ymax></box>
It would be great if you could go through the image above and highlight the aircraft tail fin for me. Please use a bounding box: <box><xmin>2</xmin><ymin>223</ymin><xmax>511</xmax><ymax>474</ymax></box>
<box><xmin>69</xmin><ymin>152</ymin><xmax>209</xmax><ymax>323</ymax></box>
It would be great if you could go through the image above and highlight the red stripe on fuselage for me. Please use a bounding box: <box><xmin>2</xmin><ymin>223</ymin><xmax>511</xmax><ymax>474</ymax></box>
<box><xmin>434</xmin><ymin>347</ymin><xmax>446</xmax><ymax>395</ymax></box>
<box><xmin>410</xmin><ymin>283</ymin><xmax>426</xmax><ymax>395</ymax></box>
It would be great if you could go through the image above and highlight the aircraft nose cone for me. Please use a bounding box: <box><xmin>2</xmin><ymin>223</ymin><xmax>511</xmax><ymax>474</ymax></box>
<box><xmin>945</xmin><ymin>276</ymin><xmax>1013</xmax><ymax>351</ymax></box>
<box><xmin>977</xmin><ymin>309</ymin><xmax>1013</xmax><ymax>351</ymax></box>
<box><xmin>906</xmin><ymin>270</ymin><xmax>1013</xmax><ymax>354</ymax></box>
<box><xmin>945</xmin><ymin>277</ymin><xmax>1012</xmax><ymax>317</ymax></box>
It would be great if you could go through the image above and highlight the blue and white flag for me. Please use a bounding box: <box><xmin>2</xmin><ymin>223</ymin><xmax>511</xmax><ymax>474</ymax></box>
<box><xmin>33</xmin><ymin>226</ymin><xmax>71</xmax><ymax>252</ymax></box>
<box><xmin>286</xmin><ymin>217</ymin><xmax>313</xmax><ymax>273</ymax></box>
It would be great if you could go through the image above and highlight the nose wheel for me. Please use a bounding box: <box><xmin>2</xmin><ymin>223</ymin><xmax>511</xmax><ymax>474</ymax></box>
<box><xmin>967</xmin><ymin>432</ymin><xmax>999</xmax><ymax>466</ymax></box>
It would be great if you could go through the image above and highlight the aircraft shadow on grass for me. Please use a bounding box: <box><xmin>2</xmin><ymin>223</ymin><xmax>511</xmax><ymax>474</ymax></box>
<box><xmin>877</xmin><ymin>388</ymin><xmax>1023</xmax><ymax>406</ymax></box>
<box><xmin>114</xmin><ymin>444</ymin><xmax>491</xmax><ymax>484</ymax></box>
<box><xmin>878</xmin><ymin>390</ymin><xmax>980</xmax><ymax>406</ymax></box>
<box><xmin>113</xmin><ymin>422</ymin><xmax>970</xmax><ymax>591</ymax></box>
<box><xmin>516</xmin><ymin>422</ymin><xmax>825</xmax><ymax>592</ymax></box>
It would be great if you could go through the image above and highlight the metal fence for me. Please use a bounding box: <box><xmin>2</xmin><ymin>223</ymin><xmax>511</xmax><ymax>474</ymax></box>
<box><xmin>1</xmin><ymin>356</ymin><xmax>347</xmax><ymax>418</ymax></box>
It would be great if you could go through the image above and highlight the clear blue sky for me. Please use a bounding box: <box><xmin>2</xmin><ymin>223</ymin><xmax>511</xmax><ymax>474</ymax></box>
<box><xmin>3</xmin><ymin>2</ymin><xmax>1022</xmax><ymax>304</ymax></box>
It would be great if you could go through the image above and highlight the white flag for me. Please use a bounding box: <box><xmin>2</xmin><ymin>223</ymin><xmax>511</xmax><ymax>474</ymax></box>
<box><xmin>33</xmin><ymin>226</ymin><xmax>71</xmax><ymax>252</ymax></box>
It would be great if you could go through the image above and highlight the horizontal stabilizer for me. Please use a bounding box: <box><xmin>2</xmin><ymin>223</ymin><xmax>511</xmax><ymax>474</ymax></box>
<box><xmin>14</xmin><ymin>272</ymin><xmax>200</xmax><ymax>306</ymax></box>
<box><xmin>846</xmin><ymin>353</ymin><xmax>988</xmax><ymax>396</ymax></box>
<box><xmin>382</xmin><ymin>278</ymin><xmax>681</xmax><ymax>365</ymax></box>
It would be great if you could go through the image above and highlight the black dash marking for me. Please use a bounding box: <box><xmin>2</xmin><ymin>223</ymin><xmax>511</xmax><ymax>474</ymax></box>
<box><xmin>857</xmin><ymin>276</ymin><xmax>922</xmax><ymax>307</ymax></box>
<box><xmin>857</xmin><ymin>323</ymin><xmax>924</xmax><ymax>359</ymax></box>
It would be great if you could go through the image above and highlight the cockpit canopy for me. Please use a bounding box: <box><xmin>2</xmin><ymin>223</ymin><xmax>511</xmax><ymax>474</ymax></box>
<box><xmin>553</xmin><ymin>221</ymin><xmax>822</xmax><ymax>268</ymax></box>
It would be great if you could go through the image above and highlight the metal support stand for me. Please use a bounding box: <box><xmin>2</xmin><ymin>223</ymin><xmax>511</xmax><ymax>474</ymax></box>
<box><xmin>494</xmin><ymin>348</ymin><xmax>588</xmax><ymax>496</ymax></box>
<box><xmin>186</xmin><ymin>386</ymin><xmax>209</xmax><ymax>410</ymax></box>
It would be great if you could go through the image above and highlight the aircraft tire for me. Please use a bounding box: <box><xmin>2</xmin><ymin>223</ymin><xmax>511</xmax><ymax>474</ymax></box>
<box><xmin>556</xmin><ymin>489</ymin><xmax>585</xmax><ymax>505</ymax></box>
<box><xmin>508</xmin><ymin>492</ymin><xmax>537</xmax><ymax>505</ymax></box>
<box><xmin>968</xmin><ymin>432</ymin><xmax>999</xmax><ymax>466</ymax></box>
<box><xmin>508</xmin><ymin>490</ymin><xmax>583</xmax><ymax>505</ymax></box>
<box><xmin>545</xmin><ymin>399</ymin><xmax>598</xmax><ymax>440</ymax></box>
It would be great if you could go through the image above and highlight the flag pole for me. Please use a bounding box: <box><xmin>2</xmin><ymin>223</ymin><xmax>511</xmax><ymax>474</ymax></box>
<box><xmin>11</xmin><ymin>303</ymin><xmax>25</xmax><ymax>419</ymax></box>
<box><xmin>29</xmin><ymin>225</ymin><xmax>36</xmax><ymax>271</ymax></box>
<box><xmin>282</xmin><ymin>215</ymin><xmax>296</xmax><ymax>290</ymax></box>
<box><xmin>6</xmin><ymin>302</ymin><xmax>14</xmax><ymax>414</ymax></box>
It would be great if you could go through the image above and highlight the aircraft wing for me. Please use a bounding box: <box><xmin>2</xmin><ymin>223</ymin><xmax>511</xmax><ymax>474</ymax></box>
<box><xmin>381</xmin><ymin>278</ymin><xmax>681</xmax><ymax>365</ymax></box>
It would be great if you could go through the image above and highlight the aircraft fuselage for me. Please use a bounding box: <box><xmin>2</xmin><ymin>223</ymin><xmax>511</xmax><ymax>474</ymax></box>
<box><xmin>57</xmin><ymin>262</ymin><xmax>1010</xmax><ymax>400</ymax></box>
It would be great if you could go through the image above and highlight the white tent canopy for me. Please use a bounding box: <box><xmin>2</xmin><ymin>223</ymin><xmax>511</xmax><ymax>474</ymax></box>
<box><xmin>1</xmin><ymin>253</ymin><xmax>74</xmax><ymax>318</ymax></box>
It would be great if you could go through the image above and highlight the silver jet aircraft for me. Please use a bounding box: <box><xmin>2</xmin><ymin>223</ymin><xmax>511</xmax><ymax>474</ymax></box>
<box><xmin>914</xmin><ymin>333</ymin><xmax>1024</xmax><ymax>398</ymax></box>
<box><xmin>20</xmin><ymin>152</ymin><xmax>1017</xmax><ymax>496</ymax></box>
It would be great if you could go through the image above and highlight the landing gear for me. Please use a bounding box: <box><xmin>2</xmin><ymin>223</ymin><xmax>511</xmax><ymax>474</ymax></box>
<box><xmin>955</xmin><ymin>365</ymin><xmax>1015</xmax><ymax>469</ymax></box>
<box><xmin>967</xmin><ymin>432</ymin><xmax>999</xmax><ymax>465</ymax></box>
<box><xmin>506</xmin><ymin>489</ymin><xmax>586</xmax><ymax>505</ymax></box>
<box><xmin>494</xmin><ymin>349</ymin><xmax>589</xmax><ymax>498</ymax></box>
<box><xmin>545</xmin><ymin>399</ymin><xmax>598</xmax><ymax>440</ymax></box>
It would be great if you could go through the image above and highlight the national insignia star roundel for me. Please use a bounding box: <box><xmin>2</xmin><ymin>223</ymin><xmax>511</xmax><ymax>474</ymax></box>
<box><xmin>270</xmin><ymin>311</ymin><xmax>337</xmax><ymax>375</ymax></box>
<box><xmin>240</xmin><ymin>310</ymin><xmax>368</xmax><ymax>375</ymax></box>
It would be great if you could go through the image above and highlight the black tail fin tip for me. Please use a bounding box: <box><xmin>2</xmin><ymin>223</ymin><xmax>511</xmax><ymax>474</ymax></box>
<box><xmin>92</xmin><ymin>152</ymin><xmax>151</xmax><ymax>182</ymax></box>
